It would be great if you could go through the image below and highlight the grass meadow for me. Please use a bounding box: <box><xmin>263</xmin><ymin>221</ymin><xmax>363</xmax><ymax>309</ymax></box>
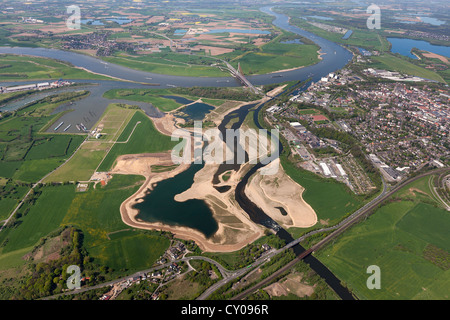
<box><xmin>0</xmin><ymin>54</ymin><xmax>114</xmax><ymax>81</ymax></box>
<box><xmin>281</xmin><ymin>155</ymin><xmax>363</xmax><ymax>226</ymax></box>
<box><xmin>97</xmin><ymin>110</ymin><xmax>178</xmax><ymax>172</ymax></box>
<box><xmin>0</xmin><ymin>174</ymin><xmax>169</xmax><ymax>273</ymax></box>
<box><xmin>316</xmin><ymin>175</ymin><xmax>450</xmax><ymax>299</ymax></box>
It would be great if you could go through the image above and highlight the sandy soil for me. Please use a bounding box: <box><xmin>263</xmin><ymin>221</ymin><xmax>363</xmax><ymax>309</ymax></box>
<box><xmin>117</xmin><ymin>155</ymin><xmax>264</xmax><ymax>252</ymax></box>
<box><xmin>422</xmin><ymin>51</ymin><xmax>449</xmax><ymax>64</ymax></box>
<box><xmin>116</xmin><ymin>91</ymin><xmax>315</xmax><ymax>252</ymax></box>
<box><xmin>245</xmin><ymin>159</ymin><xmax>317</xmax><ymax>229</ymax></box>
<box><xmin>264</xmin><ymin>274</ymin><xmax>314</xmax><ymax>298</ymax></box>
<box><xmin>192</xmin><ymin>45</ymin><xmax>234</xmax><ymax>56</ymax></box>
<box><xmin>116</xmin><ymin>112</ymin><xmax>264</xmax><ymax>252</ymax></box>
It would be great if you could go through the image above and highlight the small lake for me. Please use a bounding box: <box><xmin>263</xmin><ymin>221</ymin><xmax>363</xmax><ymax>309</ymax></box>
<box><xmin>342</xmin><ymin>30</ymin><xmax>353</xmax><ymax>40</ymax></box>
<box><xmin>80</xmin><ymin>18</ymin><xmax>133</xmax><ymax>25</ymax></box>
<box><xmin>174</xmin><ymin>29</ymin><xmax>188</xmax><ymax>36</ymax></box>
<box><xmin>394</xmin><ymin>16</ymin><xmax>445</xmax><ymax>26</ymax></box>
<box><xmin>388</xmin><ymin>37</ymin><xmax>450</xmax><ymax>59</ymax></box>
<box><xmin>162</xmin><ymin>95</ymin><xmax>194</xmax><ymax>105</ymax></box>
<box><xmin>302</xmin><ymin>15</ymin><xmax>334</xmax><ymax>21</ymax></box>
<box><xmin>133</xmin><ymin>163</ymin><xmax>219</xmax><ymax>238</ymax></box>
<box><xmin>177</xmin><ymin>102</ymin><xmax>215</xmax><ymax>121</ymax></box>
<box><xmin>281</xmin><ymin>39</ymin><xmax>304</xmax><ymax>44</ymax></box>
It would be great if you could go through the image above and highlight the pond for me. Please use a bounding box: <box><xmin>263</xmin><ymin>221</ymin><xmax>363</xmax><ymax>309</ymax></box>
<box><xmin>388</xmin><ymin>37</ymin><xmax>450</xmax><ymax>59</ymax></box>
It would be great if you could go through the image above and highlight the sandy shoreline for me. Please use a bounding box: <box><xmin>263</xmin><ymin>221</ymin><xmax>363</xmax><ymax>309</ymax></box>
<box><xmin>116</xmin><ymin>152</ymin><xmax>264</xmax><ymax>252</ymax></box>
<box><xmin>115</xmin><ymin>87</ymin><xmax>316</xmax><ymax>252</ymax></box>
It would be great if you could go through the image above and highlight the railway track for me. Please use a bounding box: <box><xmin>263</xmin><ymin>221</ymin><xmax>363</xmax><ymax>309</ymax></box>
<box><xmin>231</xmin><ymin>167</ymin><xmax>449</xmax><ymax>300</ymax></box>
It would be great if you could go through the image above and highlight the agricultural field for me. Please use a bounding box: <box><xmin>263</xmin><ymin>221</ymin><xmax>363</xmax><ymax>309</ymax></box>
<box><xmin>233</xmin><ymin>36</ymin><xmax>320</xmax><ymax>75</ymax></box>
<box><xmin>0</xmin><ymin>92</ymin><xmax>89</xmax><ymax>183</ymax></box>
<box><xmin>284</xmin><ymin>14</ymin><xmax>389</xmax><ymax>52</ymax></box>
<box><xmin>103</xmin><ymin>53</ymin><xmax>225</xmax><ymax>78</ymax></box>
<box><xmin>369</xmin><ymin>54</ymin><xmax>446</xmax><ymax>84</ymax></box>
<box><xmin>0</xmin><ymin>184</ymin><xmax>77</xmax><ymax>254</ymax></box>
<box><xmin>60</xmin><ymin>174</ymin><xmax>169</xmax><ymax>272</ymax></box>
<box><xmin>103</xmin><ymin>89</ymin><xmax>187</xmax><ymax>112</ymax></box>
<box><xmin>281</xmin><ymin>155</ymin><xmax>363</xmax><ymax>233</ymax></box>
<box><xmin>44</xmin><ymin>103</ymin><xmax>136</xmax><ymax>182</ymax></box>
<box><xmin>97</xmin><ymin>110</ymin><xmax>178</xmax><ymax>172</ymax></box>
<box><xmin>0</xmin><ymin>174</ymin><xmax>170</xmax><ymax>298</ymax></box>
<box><xmin>316</xmin><ymin>175</ymin><xmax>450</xmax><ymax>300</ymax></box>
<box><xmin>0</xmin><ymin>54</ymin><xmax>114</xmax><ymax>81</ymax></box>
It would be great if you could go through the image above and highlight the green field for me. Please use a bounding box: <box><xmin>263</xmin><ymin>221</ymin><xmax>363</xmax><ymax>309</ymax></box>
<box><xmin>286</xmin><ymin>15</ymin><xmax>389</xmax><ymax>52</ymax></box>
<box><xmin>88</xmin><ymin>232</ymin><xmax>170</xmax><ymax>272</ymax></box>
<box><xmin>0</xmin><ymin>182</ymin><xmax>29</xmax><ymax>221</ymax></box>
<box><xmin>97</xmin><ymin>111</ymin><xmax>178</xmax><ymax>172</ymax></box>
<box><xmin>316</xmin><ymin>175</ymin><xmax>450</xmax><ymax>300</ymax></box>
<box><xmin>1</xmin><ymin>184</ymin><xmax>77</xmax><ymax>253</ymax></box>
<box><xmin>281</xmin><ymin>155</ymin><xmax>362</xmax><ymax>227</ymax></box>
<box><xmin>103</xmin><ymin>89</ymin><xmax>185</xmax><ymax>112</ymax></box>
<box><xmin>0</xmin><ymin>54</ymin><xmax>114</xmax><ymax>81</ymax></box>
<box><xmin>233</xmin><ymin>40</ymin><xmax>320</xmax><ymax>75</ymax></box>
<box><xmin>0</xmin><ymin>174</ymin><xmax>169</xmax><ymax>274</ymax></box>
<box><xmin>43</xmin><ymin>146</ymin><xmax>106</xmax><ymax>182</ymax></box>
<box><xmin>103</xmin><ymin>54</ymin><xmax>226</xmax><ymax>78</ymax></box>
<box><xmin>25</xmin><ymin>135</ymin><xmax>85</xmax><ymax>160</ymax></box>
<box><xmin>370</xmin><ymin>54</ymin><xmax>446</xmax><ymax>83</ymax></box>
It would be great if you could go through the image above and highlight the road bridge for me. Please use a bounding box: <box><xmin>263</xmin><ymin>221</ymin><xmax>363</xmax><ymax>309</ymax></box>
<box><xmin>222</xmin><ymin>61</ymin><xmax>260</xmax><ymax>94</ymax></box>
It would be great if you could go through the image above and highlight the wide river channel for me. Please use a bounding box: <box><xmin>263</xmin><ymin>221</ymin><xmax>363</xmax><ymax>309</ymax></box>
<box><xmin>0</xmin><ymin>6</ymin><xmax>355</xmax><ymax>299</ymax></box>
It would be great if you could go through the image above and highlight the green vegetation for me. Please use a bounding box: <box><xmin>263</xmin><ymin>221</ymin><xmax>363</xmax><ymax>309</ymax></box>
<box><xmin>0</xmin><ymin>174</ymin><xmax>171</xmax><ymax>299</ymax></box>
<box><xmin>203</xmin><ymin>234</ymin><xmax>286</xmax><ymax>270</ymax></box>
<box><xmin>103</xmin><ymin>53</ymin><xmax>226</xmax><ymax>78</ymax></box>
<box><xmin>370</xmin><ymin>53</ymin><xmax>446</xmax><ymax>83</ymax></box>
<box><xmin>0</xmin><ymin>91</ymin><xmax>88</xmax><ymax>183</ymax></box>
<box><xmin>103</xmin><ymin>88</ymin><xmax>185</xmax><ymax>112</ymax></box>
<box><xmin>1</xmin><ymin>184</ymin><xmax>76</xmax><ymax>253</ymax></box>
<box><xmin>0</xmin><ymin>180</ymin><xmax>29</xmax><ymax>221</ymax></box>
<box><xmin>88</xmin><ymin>232</ymin><xmax>169</xmax><ymax>272</ymax></box>
<box><xmin>317</xmin><ymin>175</ymin><xmax>450</xmax><ymax>300</ymax></box>
<box><xmin>231</xmin><ymin>36</ymin><xmax>320</xmax><ymax>75</ymax></box>
<box><xmin>0</xmin><ymin>54</ymin><xmax>114</xmax><ymax>81</ymax></box>
<box><xmin>97</xmin><ymin>110</ymin><xmax>178</xmax><ymax>171</ymax></box>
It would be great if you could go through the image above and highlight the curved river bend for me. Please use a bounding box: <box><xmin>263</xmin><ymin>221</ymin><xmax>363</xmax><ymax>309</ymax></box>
<box><xmin>0</xmin><ymin>6</ymin><xmax>355</xmax><ymax>299</ymax></box>
<box><xmin>0</xmin><ymin>7</ymin><xmax>352</xmax><ymax>89</ymax></box>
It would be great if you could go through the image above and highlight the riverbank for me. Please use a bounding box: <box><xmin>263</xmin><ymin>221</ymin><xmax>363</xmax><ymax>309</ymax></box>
<box><xmin>116</xmin><ymin>151</ymin><xmax>265</xmax><ymax>252</ymax></box>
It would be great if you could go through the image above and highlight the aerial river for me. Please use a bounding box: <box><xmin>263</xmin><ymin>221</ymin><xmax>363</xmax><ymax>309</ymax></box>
<box><xmin>0</xmin><ymin>7</ymin><xmax>351</xmax><ymax>88</ymax></box>
<box><xmin>0</xmin><ymin>6</ymin><xmax>355</xmax><ymax>299</ymax></box>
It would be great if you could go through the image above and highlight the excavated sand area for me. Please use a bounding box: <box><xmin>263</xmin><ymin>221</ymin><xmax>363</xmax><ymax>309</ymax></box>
<box><xmin>245</xmin><ymin>158</ymin><xmax>317</xmax><ymax>229</ymax></box>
